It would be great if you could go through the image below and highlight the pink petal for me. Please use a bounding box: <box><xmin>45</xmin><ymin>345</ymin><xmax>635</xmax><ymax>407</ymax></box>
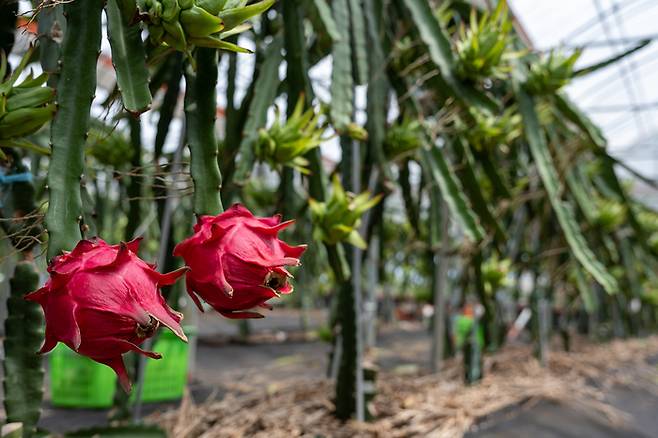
<box><xmin>280</xmin><ymin>242</ymin><xmax>307</xmax><ymax>259</ymax></box>
<box><xmin>108</xmin><ymin>338</ymin><xmax>163</xmax><ymax>359</ymax></box>
<box><xmin>172</xmin><ymin>238</ymin><xmax>191</xmax><ymax>257</ymax></box>
<box><xmin>70</xmin><ymin>239</ymin><xmax>98</xmax><ymax>257</ymax></box>
<box><xmin>38</xmin><ymin>328</ymin><xmax>59</xmax><ymax>354</ymax></box>
<box><xmin>47</xmin><ymin>295</ymin><xmax>82</xmax><ymax>350</ymax></box>
<box><xmin>186</xmin><ymin>280</ymin><xmax>206</xmax><ymax>312</ymax></box>
<box><xmin>219</xmin><ymin>203</ymin><xmax>254</xmax><ymax>222</ymax></box>
<box><xmin>149</xmin><ymin>266</ymin><xmax>189</xmax><ymax>286</ymax></box>
<box><xmin>218</xmin><ymin>309</ymin><xmax>265</xmax><ymax>319</ymax></box>
<box><xmin>245</xmin><ymin>219</ymin><xmax>296</xmax><ymax>235</ymax></box>
<box><xmin>258</xmin><ymin>214</ymin><xmax>282</xmax><ymax>227</ymax></box>
<box><xmin>124</xmin><ymin>237</ymin><xmax>143</xmax><ymax>254</ymax></box>
<box><xmin>96</xmin><ymin>356</ymin><xmax>132</xmax><ymax>393</ymax></box>
<box><xmin>147</xmin><ymin>303</ymin><xmax>187</xmax><ymax>342</ymax></box>
<box><xmin>24</xmin><ymin>285</ymin><xmax>48</xmax><ymax>302</ymax></box>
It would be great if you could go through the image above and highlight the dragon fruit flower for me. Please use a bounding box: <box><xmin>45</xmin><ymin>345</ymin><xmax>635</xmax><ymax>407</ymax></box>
<box><xmin>26</xmin><ymin>238</ymin><xmax>187</xmax><ymax>392</ymax></box>
<box><xmin>173</xmin><ymin>204</ymin><xmax>307</xmax><ymax>319</ymax></box>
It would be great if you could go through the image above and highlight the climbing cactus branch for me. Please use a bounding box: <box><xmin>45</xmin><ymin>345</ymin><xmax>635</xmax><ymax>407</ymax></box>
<box><xmin>45</xmin><ymin>0</ymin><xmax>104</xmax><ymax>260</ymax></box>
<box><xmin>3</xmin><ymin>262</ymin><xmax>44</xmax><ymax>438</ymax></box>
<box><xmin>184</xmin><ymin>48</ymin><xmax>223</xmax><ymax>216</ymax></box>
<box><xmin>32</xmin><ymin>1</ymin><xmax>66</xmax><ymax>88</ymax></box>
<box><xmin>106</xmin><ymin>0</ymin><xmax>152</xmax><ymax>114</ymax></box>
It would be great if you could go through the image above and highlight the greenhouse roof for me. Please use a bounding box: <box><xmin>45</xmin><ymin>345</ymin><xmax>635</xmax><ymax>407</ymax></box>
<box><xmin>510</xmin><ymin>0</ymin><xmax>658</xmax><ymax>179</ymax></box>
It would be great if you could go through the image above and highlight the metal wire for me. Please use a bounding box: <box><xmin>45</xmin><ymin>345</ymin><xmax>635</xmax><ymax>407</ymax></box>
<box><xmin>561</xmin><ymin>0</ymin><xmax>651</xmax><ymax>43</ymax></box>
<box><xmin>592</xmin><ymin>0</ymin><xmax>647</xmax><ymax>138</ymax></box>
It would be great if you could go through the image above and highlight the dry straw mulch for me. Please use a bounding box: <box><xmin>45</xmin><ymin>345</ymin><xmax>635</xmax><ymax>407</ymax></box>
<box><xmin>148</xmin><ymin>336</ymin><xmax>658</xmax><ymax>438</ymax></box>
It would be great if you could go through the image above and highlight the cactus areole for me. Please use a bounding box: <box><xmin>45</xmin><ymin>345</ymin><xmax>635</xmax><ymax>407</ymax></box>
<box><xmin>174</xmin><ymin>204</ymin><xmax>307</xmax><ymax>318</ymax></box>
<box><xmin>26</xmin><ymin>238</ymin><xmax>188</xmax><ymax>392</ymax></box>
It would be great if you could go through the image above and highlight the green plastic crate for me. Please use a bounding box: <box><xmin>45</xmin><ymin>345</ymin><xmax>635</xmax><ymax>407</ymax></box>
<box><xmin>49</xmin><ymin>344</ymin><xmax>116</xmax><ymax>408</ymax></box>
<box><xmin>49</xmin><ymin>326</ymin><xmax>195</xmax><ymax>408</ymax></box>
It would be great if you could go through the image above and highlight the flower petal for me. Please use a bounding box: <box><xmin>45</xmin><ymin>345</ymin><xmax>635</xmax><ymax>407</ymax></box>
<box><xmin>186</xmin><ymin>280</ymin><xmax>206</xmax><ymax>312</ymax></box>
<box><xmin>96</xmin><ymin>356</ymin><xmax>132</xmax><ymax>393</ymax></box>
<box><xmin>218</xmin><ymin>309</ymin><xmax>265</xmax><ymax>319</ymax></box>
<box><xmin>149</xmin><ymin>266</ymin><xmax>189</xmax><ymax>286</ymax></box>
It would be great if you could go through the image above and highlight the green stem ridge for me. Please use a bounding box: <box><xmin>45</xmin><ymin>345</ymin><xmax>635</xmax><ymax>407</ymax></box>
<box><xmin>106</xmin><ymin>0</ymin><xmax>153</xmax><ymax>114</ymax></box>
<box><xmin>184</xmin><ymin>48</ymin><xmax>223</xmax><ymax>216</ymax></box>
<box><xmin>515</xmin><ymin>81</ymin><xmax>619</xmax><ymax>294</ymax></box>
<box><xmin>329</xmin><ymin>0</ymin><xmax>353</xmax><ymax>131</ymax></box>
<box><xmin>154</xmin><ymin>55</ymin><xmax>184</xmax><ymax>162</ymax></box>
<box><xmin>125</xmin><ymin>118</ymin><xmax>143</xmax><ymax>240</ymax></box>
<box><xmin>45</xmin><ymin>0</ymin><xmax>105</xmax><ymax>260</ymax></box>
<box><xmin>364</xmin><ymin>0</ymin><xmax>393</xmax><ymax>181</ymax></box>
<box><xmin>233</xmin><ymin>36</ymin><xmax>283</xmax><ymax>184</ymax></box>
<box><xmin>283</xmin><ymin>0</ymin><xmax>312</xmax><ymax>107</ymax></box>
<box><xmin>451</xmin><ymin>137</ymin><xmax>507</xmax><ymax>243</ymax></box>
<box><xmin>347</xmin><ymin>0</ymin><xmax>368</xmax><ymax>86</ymax></box>
<box><xmin>335</xmin><ymin>279</ymin><xmax>357</xmax><ymax>420</ymax></box>
<box><xmin>33</xmin><ymin>1</ymin><xmax>65</xmax><ymax>87</ymax></box>
<box><xmin>3</xmin><ymin>262</ymin><xmax>44</xmax><ymax>438</ymax></box>
<box><xmin>280</xmin><ymin>0</ymin><xmax>309</xmax><ymax>218</ymax></box>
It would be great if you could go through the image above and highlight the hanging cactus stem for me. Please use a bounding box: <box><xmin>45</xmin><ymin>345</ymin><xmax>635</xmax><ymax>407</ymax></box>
<box><xmin>184</xmin><ymin>47</ymin><xmax>223</xmax><ymax>216</ymax></box>
<box><xmin>45</xmin><ymin>0</ymin><xmax>105</xmax><ymax>260</ymax></box>
<box><xmin>106</xmin><ymin>0</ymin><xmax>153</xmax><ymax>114</ymax></box>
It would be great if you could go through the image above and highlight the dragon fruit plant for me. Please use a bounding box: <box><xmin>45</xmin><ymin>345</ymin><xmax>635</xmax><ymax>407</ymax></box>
<box><xmin>136</xmin><ymin>0</ymin><xmax>275</xmax><ymax>55</ymax></box>
<box><xmin>255</xmin><ymin>95</ymin><xmax>330</xmax><ymax>173</ymax></box>
<box><xmin>309</xmin><ymin>175</ymin><xmax>381</xmax><ymax>250</ymax></box>
<box><xmin>0</xmin><ymin>0</ymin><xmax>291</xmax><ymax>434</ymax></box>
<box><xmin>0</xmin><ymin>47</ymin><xmax>55</xmax><ymax>158</ymax></box>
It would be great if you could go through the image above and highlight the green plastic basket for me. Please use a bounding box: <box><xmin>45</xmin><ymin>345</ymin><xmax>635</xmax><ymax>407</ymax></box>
<box><xmin>49</xmin><ymin>326</ymin><xmax>195</xmax><ymax>408</ymax></box>
<box><xmin>453</xmin><ymin>315</ymin><xmax>485</xmax><ymax>349</ymax></box>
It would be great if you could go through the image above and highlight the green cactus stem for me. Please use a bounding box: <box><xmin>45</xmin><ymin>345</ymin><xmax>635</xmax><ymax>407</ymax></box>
<box><xmin>45</xmin><ymin>0</ymin><xmax>105</xmax><ymax>260</ymax></box>
<box><xmin>125</xmin><ymin>118</ymin><xmax>143</xmax><ymax>240</ymax></box>
<box><xmin>329</xmin><ymin>0</ymin><xmax>353</xmax><ymax>132</ymax></box>
<box><xmin>31</xmin><ymin>0</ymin><xmax>66</xmax><ymax>87</ymax></box>
<box><xmin>154</xmin><ymin>55</ymin><xmax>184</xmax><ymax>162</ymax></box>
<box><xmin>334</xmin><ymin>279</ymin><xmax>357</xmax><ymax>420</ymax></box>
<box><xmin>3</xmin><ymin>262</ymin><xmax>44</xmax><ymax>438</ymax></box>
<box><xmin>231</xmin><ymin>36</ymin><xmax>283</xmax><ymax>186</ymax></box>
<box><xmin>364</xmin><ymin>0</ymin><xmax>393</xmax><ymax>182</ymax></box>
<box><xmin>184</xmin><ymin>48</ymin><xmax>223</xmax><ymax>216</ymax></box>
<box><xmin>333</xmin><ymin>0</ymin><xmax>361</xmax><ymax>418</ymax></box>
<box><xmin>106</xmin><ymin>0</ymin><xmax>153</xmax><ymax>114</ymax></box>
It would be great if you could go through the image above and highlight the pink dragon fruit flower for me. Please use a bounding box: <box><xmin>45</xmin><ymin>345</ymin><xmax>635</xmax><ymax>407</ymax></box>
<box><xmin>26</xmin><ymin>238</ymin><xmax>187</xmax><ymax>392</ymax></box>
<box><xmin>173</xmin><ymin>204</ymin><xmax>307</xmax><ymax>319</ymax></box>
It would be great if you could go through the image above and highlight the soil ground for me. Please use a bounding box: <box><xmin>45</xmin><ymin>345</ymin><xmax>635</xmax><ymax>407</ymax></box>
<box><xmin>18</xmin><ymin>309</ymin><xmax>658</xmax><ymax>436</ymax></box>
